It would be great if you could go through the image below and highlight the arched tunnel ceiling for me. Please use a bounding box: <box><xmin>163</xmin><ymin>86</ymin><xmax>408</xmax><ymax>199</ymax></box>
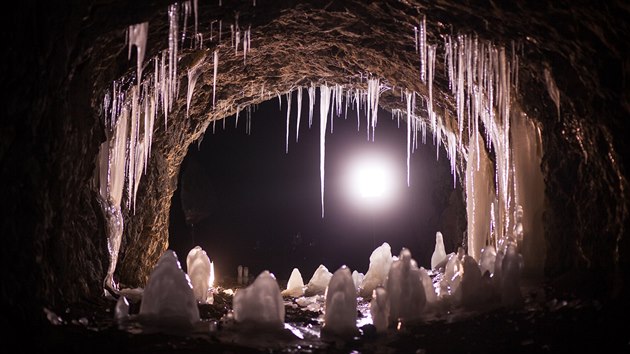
<box><xmin>3</xmin><ymin>0</ymin><xmax>630</xmax><ymax>324</ymax></box>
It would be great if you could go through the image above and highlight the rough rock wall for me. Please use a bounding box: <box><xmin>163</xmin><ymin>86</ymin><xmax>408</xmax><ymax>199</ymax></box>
<box><xmin>3</xmin><ymin>0</ymin><xmax>629</xmax><ymax>327</ymax></box>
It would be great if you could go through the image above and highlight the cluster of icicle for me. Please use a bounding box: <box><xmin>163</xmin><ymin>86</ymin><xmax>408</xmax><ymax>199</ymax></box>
<box><xmin>98</xmin><ymin>3</ymin><xmax>538</xmax><ymax>297</ymax></box>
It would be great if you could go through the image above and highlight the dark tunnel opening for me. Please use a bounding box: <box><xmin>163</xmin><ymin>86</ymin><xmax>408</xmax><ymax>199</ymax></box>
<box><xmin>168</xmin><ymin>90</ymin><xmax>466</xmax><ymax>283</ymax></box>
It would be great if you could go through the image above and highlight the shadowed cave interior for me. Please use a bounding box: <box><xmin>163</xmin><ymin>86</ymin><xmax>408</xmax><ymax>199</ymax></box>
<box><xmin>3</xmin><ymin>0</ymin><xmax>630</xmax><ymax>353</ymax></box>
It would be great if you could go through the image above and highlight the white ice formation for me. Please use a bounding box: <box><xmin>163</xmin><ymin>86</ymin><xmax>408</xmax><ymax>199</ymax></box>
<box><xmin>322</xmin><ymin>266</ymin><xmax>358</xmax><ymax>337</ymax></box>
<box><xmin>186</xmin><ymin>245</ymin><xmax>213</xmax><ymax>304</ymax></box>
<box><xmin>351</xmin><ymin>270</ymin><xmax>365</xmax><ymax>293</ymax></box>
<box><xmin>97</xmin><ymin>4</ymin><xmax>542</xmax><ymax>308</ymax></box>
<box><xmin>139</xmin><ymin>250</ymin><xmax>200</xmax><ymax>329</ymax></box>
<box><xmin>281</xmin><ymin>267</ymin><xmax>305</xmax><ymax>297</ymax></box>
<box><xmin>304</xmin><ymin>264</ymin><xmax>333</xmax><ymax>296</ymax></box>
<box><xmin>233</xmin><ymin>270</ymin><xmax>285</xmax><ymax>330</ymax></box>
<box><xmin>369</xmin><ymin>286</ymin><xmax>389</xmax><ymax>332</ymax></box>
<box><xmin>385</xmin><ymin>248</ymin><xmax>426</xmax><ymax>322</ymax></box>
<box><xmin>431</xmin><ymin>232</ymin><xmax>447</xmax><ymax>270</ymax></box>
<box><xmin>359</xmin><ymin>242</ymin><xmax>393</xmax><ymax>298</ymax></box>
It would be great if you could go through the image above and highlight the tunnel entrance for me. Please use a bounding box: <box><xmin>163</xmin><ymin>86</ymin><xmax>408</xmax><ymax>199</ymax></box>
<box><xmin>168</xmin><ymin>90</ymin><xmax>466</xmax><ymax>283</ymax></box>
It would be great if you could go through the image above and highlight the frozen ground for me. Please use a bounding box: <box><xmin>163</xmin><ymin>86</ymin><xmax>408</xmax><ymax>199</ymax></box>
<box><xmin>27</xmin><ymin>276</ymin><xmax>629</xmax><ymax>354</ymax></box>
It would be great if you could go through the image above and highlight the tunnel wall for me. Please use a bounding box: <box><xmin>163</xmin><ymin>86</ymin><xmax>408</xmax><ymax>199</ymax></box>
<box><xmin>3</xmin><ymin>0</ymin><xmax>628</xmax><ymax>327</ymax></box>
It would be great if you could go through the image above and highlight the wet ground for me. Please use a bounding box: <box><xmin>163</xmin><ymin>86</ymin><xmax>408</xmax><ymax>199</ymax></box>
<box><xmin>26</xmin><ymin>278</ymin><xmax>630</xmax><ymax>354</ymax></box>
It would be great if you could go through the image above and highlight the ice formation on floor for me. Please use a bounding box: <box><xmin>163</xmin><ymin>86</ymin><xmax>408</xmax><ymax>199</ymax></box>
<box><xmin>385</xmin><ymin>248</ymin><xmax>426</xmax><ymax>321</ymax></box>
<box><xmin>351</xmin><ymin>270</ymin><xmax>365</xmax><ymax>293</ymax></box>
<box><xmin>359</xmin><ymin>242</ymin><xmax>393</xmax><ymax>298</ymax></box>
<box><xmin>479</xmin><ymin>245</ymin><xmax>497</xmax><ymax>276</ymax></box>
<box><xmin>322</xmin><ymin>266</ymin><xmax>358</xmax><ymax>337</ymax></box>
<box><xmin>138</xmin><ymin>250</ymin><xmax>200</xmax><ymax>328</ymax></box>
<box><xmin>431</xmin><ymin>232</ymin><xmax>447</xmax><ymax>270</ymax></box>
<box><xmin>233</xmin><ymin>270</ymin><xmax>285</xmax><ymax>330</ymax></box>
<box><xmin>499</xmin><ymin>242</ymin><xmax>524</xmax><ymax>307</ymax></box>
<box><xmin>281</xmin><ymin>267</ymin><xmax>305</xmax><ymax>297</ymax></box>
<box><xmin>186</xmin><ymin>245</ymin><xmax>213</xmax><ymax>304</ymax></box>
<box><xmin>370</xmin><ymin>286</ymin><xmax>389</xmax><ymax>332</ymax></box>
<box><xmin>304</xmin><ymin>264</ymin><xmax>332</xmax><ymax>296</ymax></box>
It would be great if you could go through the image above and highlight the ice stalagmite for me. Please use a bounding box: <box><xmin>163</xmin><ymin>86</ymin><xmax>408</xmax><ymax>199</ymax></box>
<box><xmin>139</xmin><ymin>250</ymin><xmax>200</xmax><ymax>329</ymax></box>
<box><xmin>319</xmin><ymin>84</ymin><xmax>332</xmax><ymax>218</ymax></box>
<box><xmin>322</xmin><ymin>266</ymin><xmax>358</xmax><ymax>338</ymax></box>
<box><xmin>359</xmin><ymin>242</ymin><xmax>393</xmax><ymax>298</ymax></box>
<box><xmin>305</xmin><ymin>264</ymin><xmax>333</xmax><ymax>296</ymax></box>
<box><xmin>281</xmin><ymin>268</ymin><xmax>305</xmax><ymax>297</ymax></box>
<box><xmin>370</xmin><ymin>286</ymin><xmax>389</xmax><ymax>332</ymax></box>
<box><xmin>186</xmin><ymin>246</ymin><xmax>213</xmax><ymax>304</ymax></box>
<box><xmin>431</xmin><ymin>232</ymin><xmax>447</xmax><ymax>270</ymax></box>
<box><xmin>500</xmin><ymin>243</ymin><xmax>523</xmax><ymax>308</ymax></box>
<box><xmin>479</xmin><ymin>245</ymin><xmax>497</xmax><ymax>276</ymax></box>
<box><xmin>385</xmin><ymin>248</ymin><xmax>426</xmax><ymax>322</ymax></box>
<box><xmin>233</xmin><ymin>271</ymin><xmax>285</xmax><ymax>330</ymax></box>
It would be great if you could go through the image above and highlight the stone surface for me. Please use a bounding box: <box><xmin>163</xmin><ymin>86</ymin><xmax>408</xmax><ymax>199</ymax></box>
<box><xmin>2</xmin><ymin>0</ymin><xmax>629</xmax><ymax>332</ymax></box>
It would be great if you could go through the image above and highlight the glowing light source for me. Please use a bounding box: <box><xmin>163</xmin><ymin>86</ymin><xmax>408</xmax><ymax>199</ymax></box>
<box><xmin>346</xmin><ymin>152</ymin><xmax>398</xmax><ymax>210</ymax></box>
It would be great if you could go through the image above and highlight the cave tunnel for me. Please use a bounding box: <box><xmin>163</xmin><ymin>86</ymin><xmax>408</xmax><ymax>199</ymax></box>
<box><xmin>4</xmin><ymin>0</ymin><xmax>630</xmax><ymax>352</ymax></box>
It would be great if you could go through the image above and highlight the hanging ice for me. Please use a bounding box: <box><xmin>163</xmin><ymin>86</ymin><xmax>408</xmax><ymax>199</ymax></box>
<box><xmin>319</xmin><ymin>84</ymin><xmax>332</xmax><ymax>218</ymax></box>
<box><xmin>139</xmin><ymin>250</ymin><xmax>200</xmax><ymax>329</ymax></box>
<box><xmin>430</xmin><ymin>232</ymin><xmax>447</xmax><ymax>270</ymax></box>
<box><xmin>186</xmin><ymin>51</ymin><xmax>205</xmax><ymax>116</ymax></box>
<box><xmin>212</xmin><ymin>50</ymin><xmax>218</xmax><ymax>108</ymax></box>
<box><xmin>281</xmin><ymin>267</ymin><xmax>305</xmax><ymax>297</ymax></box>
<box><xmin>285</xmin><ymin>92</ymin><xmax>291</xmax><ymax>153</ymax></box>
<box><xmin>128</xmin><ymin>22</ymin><xmax>149</xmax><ymax>84</ymax></box>
<box><xmin>186</xmin><ymin>245</ymin><xmax>213</xmax><ymax>304</ymax></box>
<box><xmin>358</xmin><ymin>242</ymin><xmax>393</xmax><ymax>298</ymax></box>
<box><xmin>304</xmin><ymin>264</ymin><xmax>332</xmax><ymax>296</ymax></box>
<box><xmin>233</xmin><ymin>270</ymin><xmax>285</xmax><ymax>330</ymax></box>
<box><xmin>465</xmin><ymin>132</ymin><xmax>494</xmax><ymax>261</ymax></box>
<box><xmin>322</xmin><ymin>266</ymin><xmax>358</xmax><ymax>338</ymax></box>
<box><xmin>296</xmin><ymin>87</ymin><xmax>302</xmax><ymax>142</ymax></box>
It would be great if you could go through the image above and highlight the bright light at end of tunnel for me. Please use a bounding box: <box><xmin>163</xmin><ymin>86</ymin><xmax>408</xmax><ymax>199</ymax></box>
<box><xmin>346</xmin><ymin>152</ymin><xmax>398</xmax><ymax>210</ymax></box>
<box><xmin>356</xmin><ymin>165</ymin><xmax>388</xmax><ymax>199</ymax></box>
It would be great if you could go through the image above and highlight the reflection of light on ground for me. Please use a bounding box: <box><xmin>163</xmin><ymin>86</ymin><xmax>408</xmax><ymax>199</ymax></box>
<box><xmin>356</xmin><ymin>299</ymin><xmax>373</xmax><ymax>328</ymax></box>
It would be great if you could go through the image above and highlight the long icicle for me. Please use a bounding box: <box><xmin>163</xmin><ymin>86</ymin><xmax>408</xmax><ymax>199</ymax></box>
<box><xmin>320</xmin><ymin>84</ymin><xmax>331</xmax><ymax>218</ymax></box>
<box><xmin>296</xmin><ymin>87</ymin><xmax>302</xmax><ymax>142</ymax></box>
<box><xmin>285</xmin><ymin>92</ymin><xmax>292</xmax><ymax>153</ymax></box>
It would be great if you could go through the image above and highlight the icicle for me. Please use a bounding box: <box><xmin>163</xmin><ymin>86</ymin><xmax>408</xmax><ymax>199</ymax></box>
<box><xmin>277</xmin><ymin>92</ymin><xmax>282</xmax><ymax>110</ymax></box>
<box><xmin>230</xmin><ymin>24</ymin><xmax>234</xmax><ymax>48</ymax></box>
<box><xmin>308</xmin><ymin>84</ymin><xmax>315</xmax><ymax>129</ymax></box>
<box><xmin>414</xmin><ymin>26</ymin><xmax>418</xmax><ymax>53</ymax></box>
<box><xmin>181</xmin><ymin>1</ymin><xmax>191</xmax><ymax>45</ymax></box>
<box><xmin>212</xmin><ymin>50</ymin><xmax>218</xmax><ymax>108</ymax></box>
<box><xmin>319</xmin><ymin>84</ymin><xmax>332</xmax><ymax>218</ymax></box>
<box><xmin>193</xmin><ymin>0</ymin><xmax>199</xmax><ymax>37</ymax></box>
<box><xmin>128</xmin><ymin>22</ymin><xmax>148</xmax><ymax>84</ymax></box>
<box><xmin>420</xmin><ymin>15</ymin><xmax>426</xmax><ymax>83</ymax></box>
<box><xmin>235</xmin><ymin>105</ymin><xmax>241</xmax><ymax>128</ymax></box>
<box><xmin>428</xmin><ymin>45</ymin><xmax>436</xmax><ymax>141</ymax></box>
<box><xmin>186</xmin><ymin>55</ymin><xmax>204</xmax><ymax>116</ymax></box>
<box><xmin>543</xmin><ymin>65</ymin><xmax>560</xmax><ymax>118</ymax></box>
<box><xmin>356</xmin><ymin>89</ymin><xmax>361</xmax><ymax>131</ymax></box>
<box><xmin>219</xmin><ymin>20</ymin><xmax>222</xmax><ymax>42</ymax></box>
<box><xmin>286</xmin><ymin>92</ymin><xmax>292</xmax><ymax>153</ymax></box>
<box><xmin>296</xmin><ymin>87</ymin><xmax>302</xmax><ymax>142</ymax></box>
<box><xmin>406</xmin><ymin>90</ymin><xmax>412</xmax><ymax>187</ymax></box>
<box><xmin>168</xmin><ymin>4</ymin><xmax>179</xmax><ymax>113</ymax></box>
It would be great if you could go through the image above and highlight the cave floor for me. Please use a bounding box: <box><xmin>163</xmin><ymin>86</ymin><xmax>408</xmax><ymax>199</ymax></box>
<box><xmin>29</xmin><ymin>280</ymin><xmax>629</xmax><ymax>354</ymax></box>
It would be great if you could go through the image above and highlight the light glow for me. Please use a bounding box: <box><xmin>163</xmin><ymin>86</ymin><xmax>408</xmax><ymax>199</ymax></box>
<box><xmin>346</xmin><ymin>152</ymin><xmax>398</xmax><ymax>210</ymax></box>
